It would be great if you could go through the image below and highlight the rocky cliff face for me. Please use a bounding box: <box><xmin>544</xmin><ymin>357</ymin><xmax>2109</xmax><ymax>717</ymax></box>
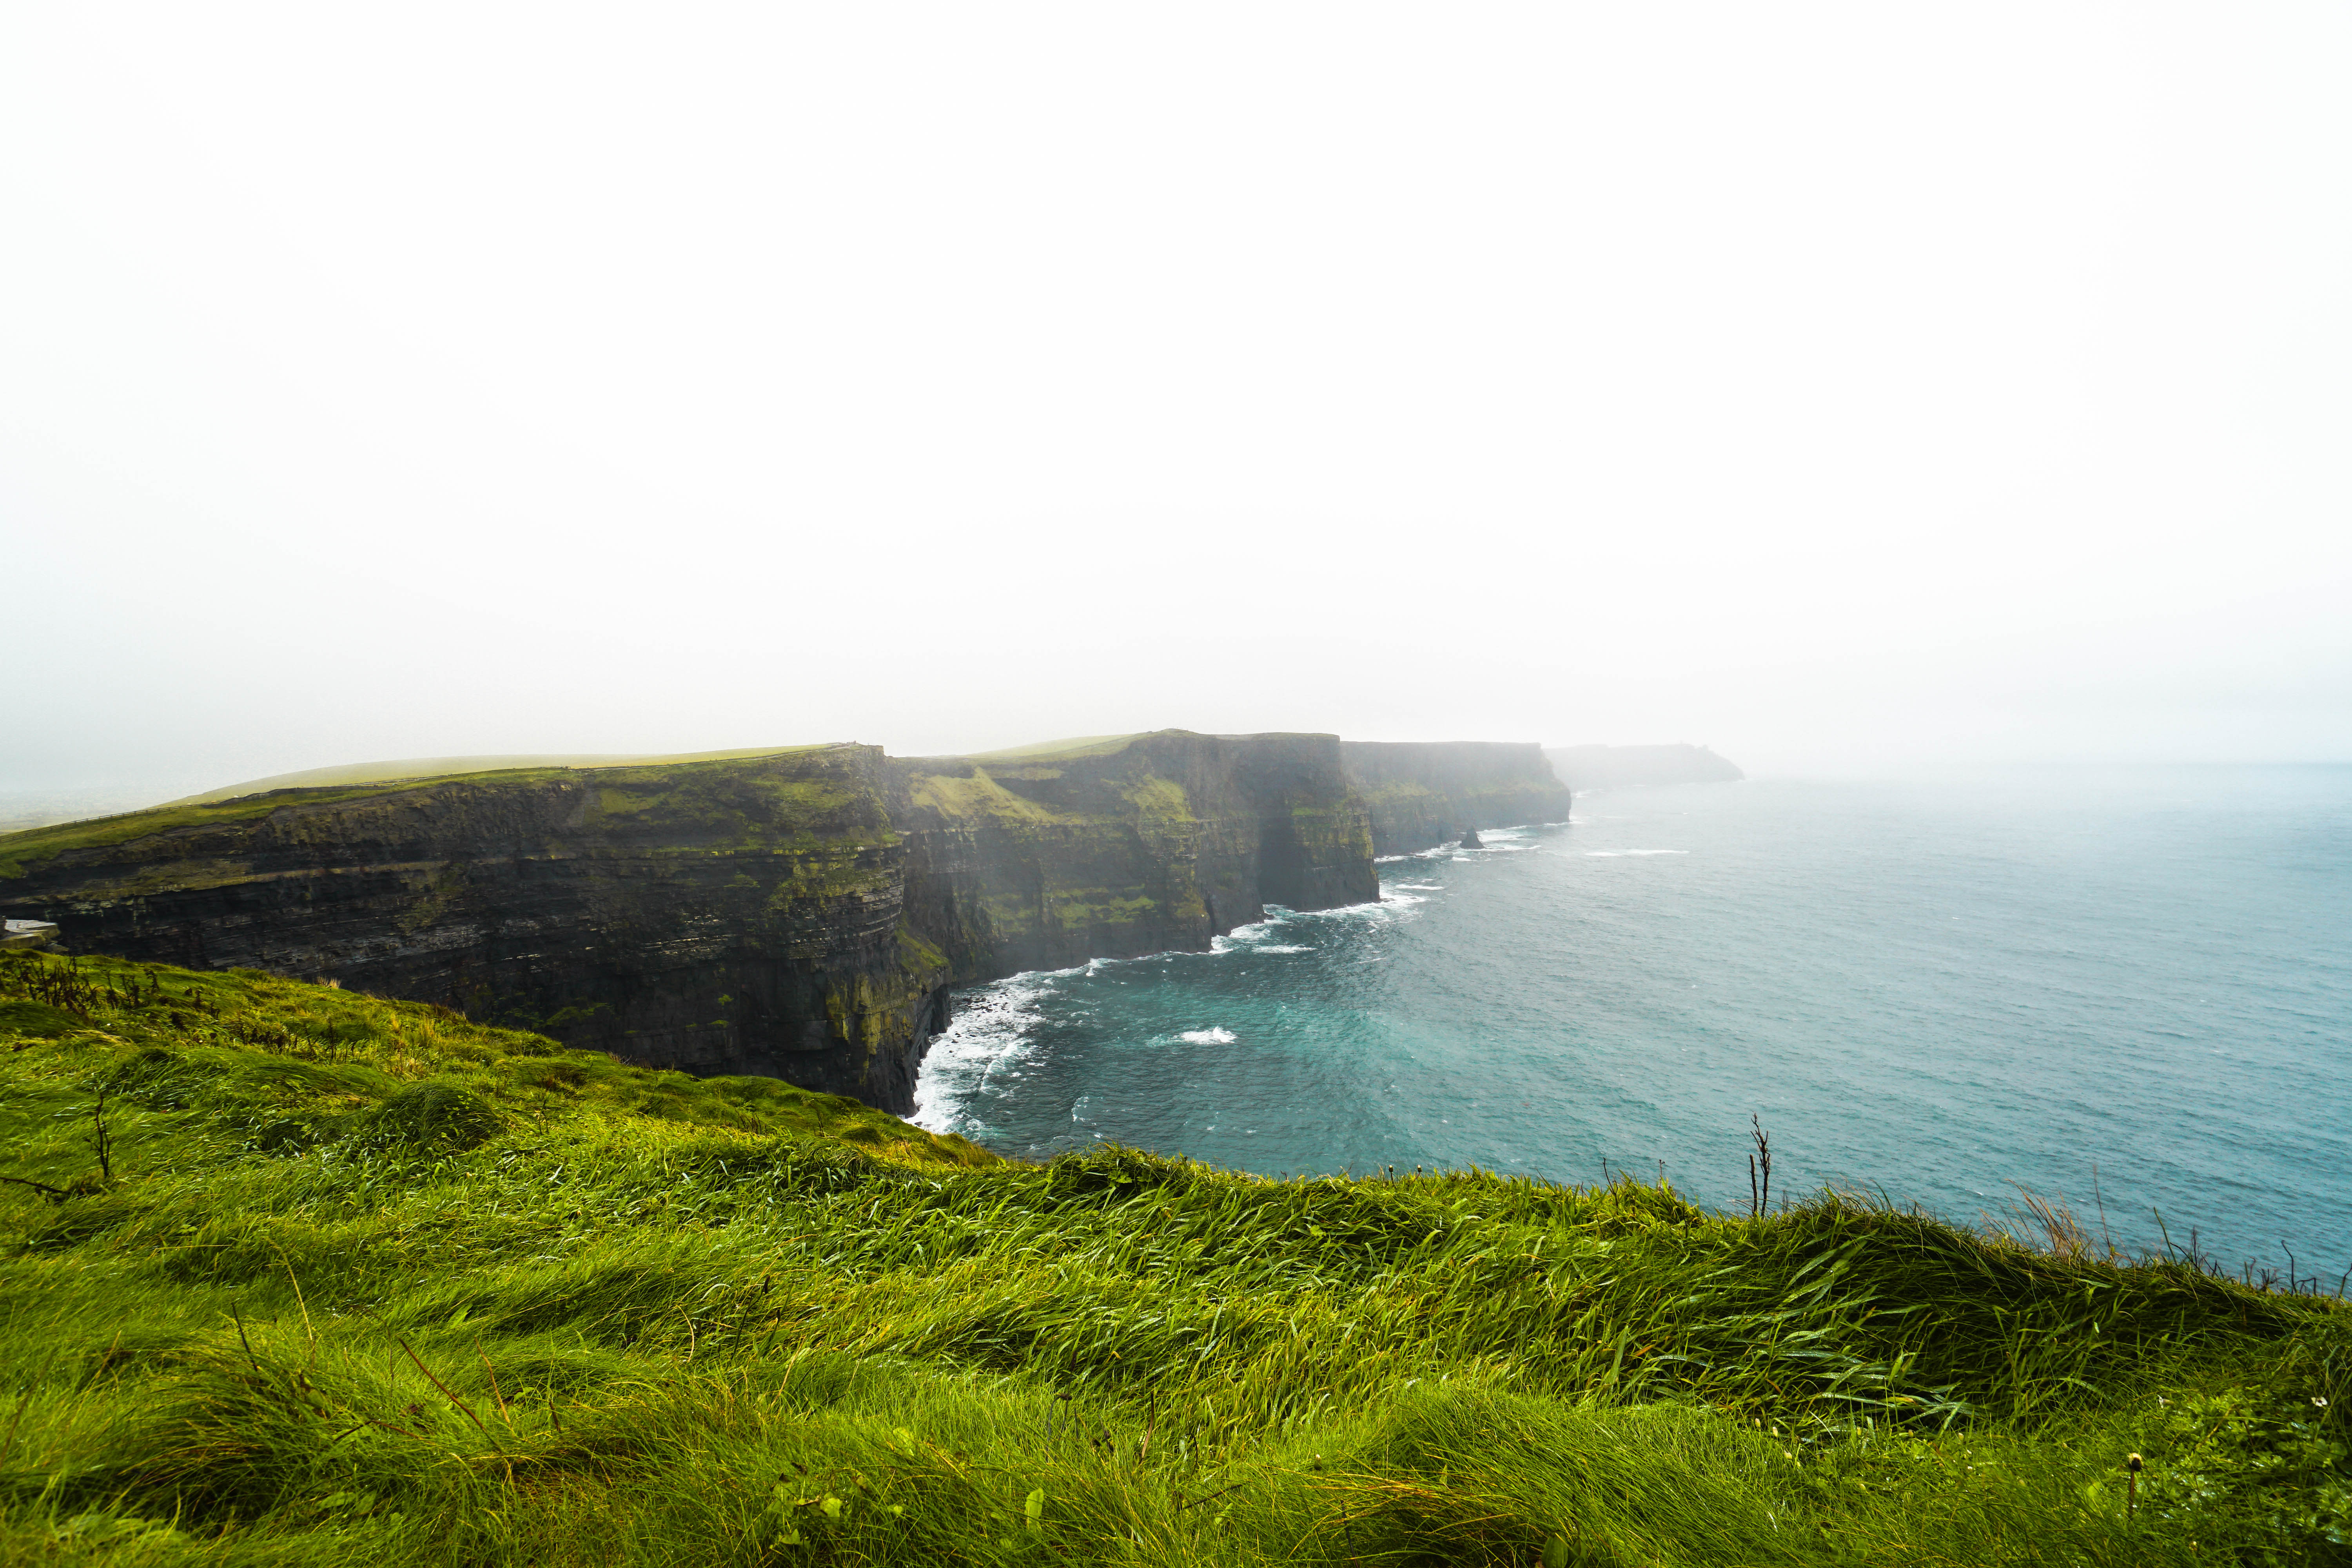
<box><xmin>890</xmin><ymin>731</ymin><xmax>1378</xmax><ymax>977</ymax></box>
<box><xmin>0</xmin><ymin>732</ymin><xmax>1380</xmax><ymax>1112</ymax></box>
<box><xmin>0</xmin><ymin>746</ymin><xmax>947</xmax><ymax>1107</ymax></box>
<box><xmin>1339</xmin><ymin>741</ymin><xmax>1574</xmax><ymax>857</ymax></box>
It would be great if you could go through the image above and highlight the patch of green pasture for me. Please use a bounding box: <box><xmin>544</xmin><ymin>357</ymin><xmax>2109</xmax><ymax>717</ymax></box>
<box><xmin>161</xmin><ymin>744</ymin><xmax>830</xmax><ymax>806</ymax></box>
<box><xmin>905</xmin><ymin>768</ymin><xmax>1089</xmax><ymax>823</ymax></box>
<box><xmin>0</xmin><ymin>746</ymin><xmax>867</xmax><ymax>881</ymax></box>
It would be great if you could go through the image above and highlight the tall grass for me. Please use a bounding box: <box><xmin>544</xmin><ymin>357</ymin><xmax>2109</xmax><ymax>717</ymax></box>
<box><xmin>1</xmin><ymin>948</ymin><xmax>2345</xmax><ymax>1564</ymax></box>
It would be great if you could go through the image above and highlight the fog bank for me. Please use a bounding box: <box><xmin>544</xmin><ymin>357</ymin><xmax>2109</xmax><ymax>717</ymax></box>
<box><xmin>4</xmin><ymin>4</ymin><xmax>2345</xmax><ymax>800</ymax></box>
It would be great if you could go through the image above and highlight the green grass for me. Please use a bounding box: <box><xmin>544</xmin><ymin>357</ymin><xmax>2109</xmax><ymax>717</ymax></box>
<box><xmin>903</xmin><ymin>769</ymin><xmax>1089</xmax><ymax>824</ymax></box>
<box><xmin>160</xmin><ymin>748</ymin><xmax>829</xmax><ymax>807</ymax></box>
<box><xmin>1</xmin><ymin>951</ymin><xmax>2345</xmax><ymax>1564</ymax></box>
<box><xmin>0</xmin><ymin>786</ymin><xmax>495</xmax><ymax>879</ymax></box>
<box><xmin>0</xmin><ymin>747</ymin><xmax>866</xmax><ymax>882</ymax></box>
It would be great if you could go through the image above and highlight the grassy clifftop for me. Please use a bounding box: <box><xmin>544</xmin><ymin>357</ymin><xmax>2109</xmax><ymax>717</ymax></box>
<box><xmin>2</xmin><ymin>953</ymin><xmax>2346</xmax><ymax>1564</ymax></box>
<box><xmin>160</xmin><ymin>748</ymin><xmax>826</xmax><ymax>808</ymax></box>
<box><xmin>0</xmin><ymin>746</ymin><xmax>856</xmax><ymax>883</ymax></box>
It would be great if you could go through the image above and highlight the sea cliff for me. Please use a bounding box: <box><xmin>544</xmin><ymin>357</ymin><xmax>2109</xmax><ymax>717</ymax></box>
<box><xmin>889</xmin><ymin>731</ymin><xmax>1377</xmax><ymax>982</ymax></box>
<box><xmin>0</xmin><ymin>744</ymin><xmax>945</xmax><ymax>1105</ymax></box>
<box><xmin>1340</xmin><ymin>740</ymin><xmax>1573</xmax><ymax>857</ymax></box>
<box><xmin>0</xmin><ymin>730</ymin><xmax>1565</xmax><ymax>1111</ymax></box>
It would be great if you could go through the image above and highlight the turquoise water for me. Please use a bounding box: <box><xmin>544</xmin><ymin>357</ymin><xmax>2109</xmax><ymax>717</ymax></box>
<box><xmin>912</xmin><ymin>768</ymin><xmax>2352</xmax><ymax>1275</ymax></box>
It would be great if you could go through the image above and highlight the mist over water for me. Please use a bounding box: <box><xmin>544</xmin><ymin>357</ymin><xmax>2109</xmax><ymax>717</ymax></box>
<box><xmin>914</xmin><ymin>767</ymin><xmax>2352</xmax><ymax>1272</ymax></box>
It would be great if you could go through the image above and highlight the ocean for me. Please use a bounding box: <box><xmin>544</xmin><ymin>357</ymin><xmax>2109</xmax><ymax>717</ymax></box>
<box><xmin>911</xmin><ymin>766</ymin><xmax>2352</xmax><ymax>1276</ymax></box>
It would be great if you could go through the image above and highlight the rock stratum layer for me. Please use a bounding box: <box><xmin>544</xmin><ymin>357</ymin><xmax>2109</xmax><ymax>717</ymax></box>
<box><xmin>0</xmin><ymin>731</ymin><xmax>1566</xmax><ymax>1111</ymax></box>
<box><xmin>1339</xmin><ymin>741</ymin><xmax>1573</xmax><ymax>858</ymax></box>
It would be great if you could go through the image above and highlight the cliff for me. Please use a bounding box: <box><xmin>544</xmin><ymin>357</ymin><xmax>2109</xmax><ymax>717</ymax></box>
<box><xmin>0</xmin><ymin>745</ymin><xmax>943</xmax><ymax>1106</ymax></box>
<box><xmin>1546</xmin><ymin>743</ymin><xmax>1744</xmax><ymax>791</ymax></box>
<box><xmin>0</xmin><ymin>732</ymin><xmax>1377</xmax><ymax>1112</ymax></box>
<box><xmin>1339</xmin><ymin>741</ymin><xmax>1574</xmax><ymax>857</ymax></box>
<box><xmin>890</xmin><ymin>731</ymin><xmax>1377</xmax><ymax>977</ymax></box>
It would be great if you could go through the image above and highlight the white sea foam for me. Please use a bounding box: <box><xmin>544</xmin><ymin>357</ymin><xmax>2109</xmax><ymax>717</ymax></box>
<box><xmin>1459</xmin><ymin>824</ymin><xmax>1543</xmax><ymax>853</ymax></box>
<box><xmin>908</xmin><ymin>974</ymin><xmax>1059</xmax><ymax>1134</ymax></box>
<box><xmin>1210</xmin><ymin>921</ymin><xmax>1286</xmax><ymax>954</ymax></box>
<box><xmin>917</xmin><ymin>870</ymin><xmax>1415</xmax><ymax>1131</ymax></box>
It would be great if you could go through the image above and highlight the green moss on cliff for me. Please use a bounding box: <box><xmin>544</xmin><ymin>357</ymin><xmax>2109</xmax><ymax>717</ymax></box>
<box><xmin>0</xmin><ymin>786</ymin><xmax>463</xmax><ymax>881</ymax></box>
<box><xmin>905</xmin><ymin>768</ymin><xmax>1085</xmax><ymax>822</ymax></box>
<box><xmin>0</xmin><ymin>746</ymin><xmax>864</xmax><ymax>884</ymax></box>
<box><xmin>1051</xmin><ymin>894</ymin><xmax>1163</xmax><ymax>929</ymax></box>
<box><xmin>588</xmin><ymin>750</ymin><xmax>876</xmax><ymax>849</ymax></box>
<box><xmin>1352</xmin><ymin>780</ymin><xmax>1446</xmax><ymax>809</ymax></box>
<box><xmin>904</xmin><ymin>755</ymin><xmax>1198</xmax><ymax>831</ymax></box>
<box><xmin>755</xmin><ymin>848</ymin><xmax>901</xmax><ymax>915</ymax></box>
<box><xmin>1119</xmin><ymin>775</ymin><xmax>1192</xmax><ymax>818</ymax></box>
<box><xmin>896</xmin><ymin>925</ymin><xmax>950</xmax><ymax>975</ymax></box>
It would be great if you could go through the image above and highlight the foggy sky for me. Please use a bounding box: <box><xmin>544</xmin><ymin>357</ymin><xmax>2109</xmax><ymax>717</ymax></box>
<box><xmin>4</xmin><ymin>3</ymin><xmax>2347</xmax><ymax>804</ymax></box>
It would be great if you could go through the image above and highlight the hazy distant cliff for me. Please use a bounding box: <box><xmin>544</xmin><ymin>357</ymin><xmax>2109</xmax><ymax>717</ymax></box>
<box><xmin>1546</xmin><ymin>744</ymin><xmax>1744</xmax><ymax>791</ymax></box>
<box><xmin>1340</xmin><ymin>741</ymin><xmax>1573</xmax><ymax>857</ymax></box>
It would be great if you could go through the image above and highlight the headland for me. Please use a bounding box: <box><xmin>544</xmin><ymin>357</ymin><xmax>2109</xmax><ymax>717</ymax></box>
<box><xmin>0</xmin><ymin>731</ymin><xmax>1570</xmax><ymax>1112</ymax></box>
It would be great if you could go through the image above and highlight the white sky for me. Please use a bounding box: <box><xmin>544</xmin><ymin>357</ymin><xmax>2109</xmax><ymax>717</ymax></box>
<box><xmin>4</xmin><ymin>2</ymin><xmax>2347</xmax><ymax>798</ymax></box>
